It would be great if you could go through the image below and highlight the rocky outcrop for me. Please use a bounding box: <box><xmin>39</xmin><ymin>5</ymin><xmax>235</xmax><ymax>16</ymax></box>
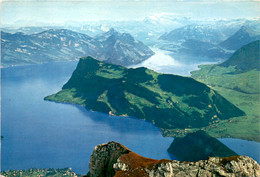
<box><xmin>87</xmin><ymin>141</ymin><xmax>260</xmax><ymax>177</ymax></box>
<box><xmin>88</xmin><ymin>141</ymin><xmax>130</xmax><ymax>177</ymax></box>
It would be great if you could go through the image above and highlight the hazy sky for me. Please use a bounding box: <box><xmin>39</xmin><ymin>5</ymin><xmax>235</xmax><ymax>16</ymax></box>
<box><xmin>1</xmin><ymin>0</ymin><xmax>260</xmax><ymax>26</ymax></box>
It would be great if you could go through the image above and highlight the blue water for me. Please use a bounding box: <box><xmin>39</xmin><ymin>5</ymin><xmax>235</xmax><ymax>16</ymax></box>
<box><xmin>1</xmin><ymin>61</ymin><xmax>260</xmax><ymax>175</ymax></box>
<box><xmin>1</xmin><ymin>62</ymin><xmax>174</xmax><ymax>175</ymax></box>
<box><xmin>219</xmin><ymin>138</ymin><xmax>260</xmax><ymax>162</ymax></box>
<box><xmin>130</xmin><ymin>49</ymin><xmax>218</xmax><ymax>76</ymax></box>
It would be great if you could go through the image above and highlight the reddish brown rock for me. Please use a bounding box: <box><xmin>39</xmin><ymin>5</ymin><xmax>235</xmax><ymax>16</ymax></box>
<box><xmin>87</xmin><ymin>141</ymin><xmax>260</xmax><ymax>177</ymax></box>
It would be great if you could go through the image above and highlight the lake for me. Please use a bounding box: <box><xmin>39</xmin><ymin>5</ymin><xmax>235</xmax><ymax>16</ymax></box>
<box><xmin>1</xmin><ymin>52</ymin><xmax>260</xmax><ymax>175</ymax></box>
<box><xmin>1</xmin><ymin>61</ymin><xmax>174</xmax><ymax>175</ymax></box>
<box><xmin>130</xmin><ymin>48</ymin><xmax>218</xmax><ymax>76</ymax></box>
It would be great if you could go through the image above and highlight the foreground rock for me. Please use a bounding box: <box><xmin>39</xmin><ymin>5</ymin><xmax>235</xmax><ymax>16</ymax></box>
<box><xmin>168</xmin><ymin>130</ymin><xmax>238</xmax><ymax>161</ymax></box>
<box><xmin>87</xmin><ymin>141</ymin><xmax>260</xmax><ymax>177</ymax></box>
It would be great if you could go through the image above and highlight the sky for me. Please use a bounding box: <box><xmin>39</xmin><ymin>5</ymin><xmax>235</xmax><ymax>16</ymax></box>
<box><xmin>1</xmin><ymin>0</ymin><xmax>260</xmax><ymax>27</ymax></box>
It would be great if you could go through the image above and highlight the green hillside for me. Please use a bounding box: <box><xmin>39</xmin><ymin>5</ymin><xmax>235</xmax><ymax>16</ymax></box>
<box><xmin>168</xmin><ymin>130</ymin><xmax>238</xmax><ymax>161</ymax></box>
<box><xmin>219</xmin><ymin>40</ymin><xmax>260</xmax><ymax>72</ymax></box>
<box><xmin>191</xmin><ymin>41</ymin><xmax>260</xmax><ymax>141</ymax></box>
<box><xmin>45</xmin><ymin>56</ymin><xmax>244</xmax><ymax>130</ymax></box>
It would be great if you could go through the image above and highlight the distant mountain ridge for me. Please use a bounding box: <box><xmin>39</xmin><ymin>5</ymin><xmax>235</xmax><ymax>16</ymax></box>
<box><xmin>220</xmin><ymin>26</ymin><xmax>260</xmax><ymax>50</ymax></box>
<box><xmin>158</xmin><ymin>24</ymin><xmax>233</xmax><ymax>60</ymax></box>
<box><xmin>1</xmin><ymin>28</ymin><xmax>154</xmax><ymax>67</ymax></box>
<box><xmin>159</xmin><ymin>25</ymin><xmax>227</xmax><ymax>44</ymax></box>
<box><xmin>159</xmin><ymin>24</ymin><xmax>260</xmax><ymax>60</ymax></box>
<box><xmin>45</xmin><ymin>56</ymin><xmax>245</xmax><ymax>130</ymax></box>
<box><xmin>95</xmin><ymin>28</ymin><xmax>155</xmax><ymax>66</ymax></box>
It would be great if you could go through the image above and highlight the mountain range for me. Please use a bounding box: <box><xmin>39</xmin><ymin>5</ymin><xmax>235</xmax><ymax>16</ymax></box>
<box><xmin>1</xmin><ymin>28</ymin><xmax>154</xmax><ymax>67</ymax></box>
<box><xmin>159</xmin><ymin>24</ymin><xmax>260</xmax><ymax>60</ymax></box>
<box><xmin>220</xmin><ymin>26</ymin><xmax>260</xmax><ymax>50</ymax></box>
<box><xmin>45</xmin><ymin>56</ymin><xmax>244</xmax><ymax>130</ymax></box>
<box><xmin>159</xmin><ymin>25</ymin><xmax>227</xmax><ymax>44</ymax></box>
<box><xmin>3</xmin><ymin>17</ymin><xmax>259</xmax><ymax>46</ymax></box>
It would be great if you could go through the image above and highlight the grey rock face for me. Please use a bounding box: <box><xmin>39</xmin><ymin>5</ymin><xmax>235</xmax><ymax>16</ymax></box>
<box><xmin>87</xmin><ymin>141</ymin><xmax>260</xmax><ymax>177</ymax></box>
<box><xmin>146</xmin><ymin>156</ymin><xmax>260</xmax><ymax>177</ymax></box>
<box><xmin>88</xmin><ymin>141</ymin><xmax>130</xmax><ymax>177</ymax></box>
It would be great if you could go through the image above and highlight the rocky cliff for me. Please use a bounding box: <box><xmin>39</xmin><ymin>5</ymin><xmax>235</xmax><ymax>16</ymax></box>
<box><xmin>87</xmin><ymin>141</ymin><xmax>260</xmax><ymax>177</ymax></box>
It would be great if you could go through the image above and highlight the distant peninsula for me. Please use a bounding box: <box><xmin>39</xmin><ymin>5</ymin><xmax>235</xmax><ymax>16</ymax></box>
<box><xmin>45</xmin><ymin>56</ymin><xmax>244</xmax><ymax>131</ymax></box>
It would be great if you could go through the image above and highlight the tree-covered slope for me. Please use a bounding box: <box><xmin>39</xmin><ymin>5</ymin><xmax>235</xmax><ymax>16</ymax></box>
<box><xmin>168</xmin><ymin>130</ymin><xmax>237</xmax><ymax>161</ymax></box>
<box><xmin>219</xmin><ymin>40</ymin><xmax>260</xmax><ymax>72</ymax></box>
<box><xmin>45</xmin><ymin>56</ymin><xmax>244</xmax><ymax>130</ymax></box>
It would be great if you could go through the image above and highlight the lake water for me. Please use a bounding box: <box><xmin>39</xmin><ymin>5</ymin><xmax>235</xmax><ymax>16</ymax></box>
<box><xmin>1</xmin><ymin>53</ymin><xmax>260</xmax><ymax>174</ymax></box>
<box><xmin>1</xmin><ymin>62</ymin><xmax>174</xmax><ymax>175</ymax></box>
<box><xmin>130</xmin><ymin>48</ymin><xmax>218</xmax><ymax>76</ymax></box>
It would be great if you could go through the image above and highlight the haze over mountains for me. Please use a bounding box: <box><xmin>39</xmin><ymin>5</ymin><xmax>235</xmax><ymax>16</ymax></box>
<box><xmin>3</xmin><ymin>16</ymin><xmax>259</xmax><ymax>45</ymax></box>
<box><xmin>1</xmin><ymin>28</ymin><xmax>154</xmax><ymax>67</ymax></box>
<box><xmin>2</xmin><ymin>16</ymin><xmax>259</xmax><ymax>65</ymax></box>
<box><xmin>159</xmin><ymin>23</ymin><xmax>260</xmax><ymax>61</ymax></box>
